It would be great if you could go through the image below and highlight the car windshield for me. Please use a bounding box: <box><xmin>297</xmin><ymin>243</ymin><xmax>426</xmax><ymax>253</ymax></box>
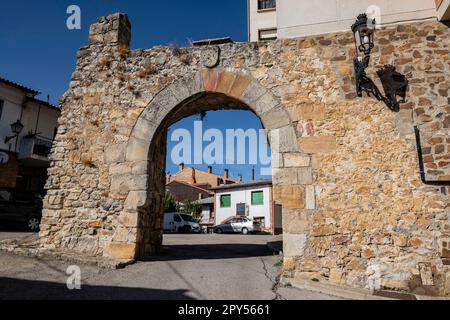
<box><xmin>180</xmin><ymin>214</ymin><xmax>195</xmax><ymax>222</ymax></box>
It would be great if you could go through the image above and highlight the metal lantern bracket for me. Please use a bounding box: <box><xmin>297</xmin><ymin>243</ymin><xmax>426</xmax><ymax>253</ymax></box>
<box><xmin>351</xmin><ymin>14</ymin><xmax>409</xmax><ymax>111</ymax></box>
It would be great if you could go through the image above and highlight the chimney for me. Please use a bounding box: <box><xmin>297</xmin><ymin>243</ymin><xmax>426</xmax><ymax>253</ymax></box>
<box><xmin>208</xmin><ymin>166</ymin><xmax>213</xmax><ymax>174</ymax></box>
<box><xmin>179</xmin><ymin>163</ymin><xmax>184</xmax><ymax>172</ymax></box>
<box><xmin>224</xmin><ymin>169</ymin><xmax>229</xmax><ymax>180</ymax></box>
<box><xmin>239</xmin><ymin>174</ymin><xmax>243</xmax><ymax>182</ymax></box>
<box><xmin>192</xmin><ymin>168</ymin><xmax>197</xmax><ymax>184</ymax></box>
<box><xmin>252</xmin><ymin>167</ymin><xmax>255</xmax><ymax>181</ymax></box>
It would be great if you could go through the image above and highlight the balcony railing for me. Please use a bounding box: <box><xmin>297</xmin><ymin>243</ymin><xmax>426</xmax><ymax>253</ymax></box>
<box><xmin>33</xmin><ymin>138</ymin><xmax>53</xmax><ymax>157</ymax></box>
<box><xmin>18</xmin><ymin>135</ymin><xmax>54</xmax><ymax>163</ymax></box>
<box><xmin>258</xmin><ymin>0</ymin><xmax>276</xmax><ymax>10</ymax></box>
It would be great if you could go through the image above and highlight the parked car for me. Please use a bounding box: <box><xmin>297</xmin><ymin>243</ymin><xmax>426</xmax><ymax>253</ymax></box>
<box><xmin>0</xmin><ymin>189</ymin><xmax>43</xmax><ymax>231</ymax></box>
<box><xmin>214</xmin><ymin>216</ymin><xmax>261</xmax><ymax>235</ymax></box>
<box><xmin>164</xmin><ymin>212</ymin><xmax>201</xmax><ymax>233</ymax></box>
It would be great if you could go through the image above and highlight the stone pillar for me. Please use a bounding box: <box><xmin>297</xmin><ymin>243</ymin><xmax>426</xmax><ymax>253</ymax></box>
<box><xmin>88</xmin><ymin>13</ymin><xmax>131</xmax><ymax>48</ymax></box>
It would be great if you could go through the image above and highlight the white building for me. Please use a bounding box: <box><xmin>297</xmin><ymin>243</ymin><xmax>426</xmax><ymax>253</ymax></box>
<box><xmin>212</xmin><ymin>180</ymin><xmax>282</xmax><ymax>234</ymax></box>
<box><xmin>0</xmin><ymin>77</ymin><xmax>60</xmax><ymax>194</ymax></box>
<box><xmin>248</xmin><ymin>0</ymin><xmax>449</xmax><ymax>41</ymax></box>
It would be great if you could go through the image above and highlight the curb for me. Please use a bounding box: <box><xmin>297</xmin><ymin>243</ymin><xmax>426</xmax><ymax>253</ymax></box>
<box><xmin>281</xmin><ymin>277</ymin><xmax>396</xmax><ymax>300</ymax></box>
<box><xmin>282</xmin><ymin>277</ymin><xmax>450</xmax><ymax>300</ymax></box>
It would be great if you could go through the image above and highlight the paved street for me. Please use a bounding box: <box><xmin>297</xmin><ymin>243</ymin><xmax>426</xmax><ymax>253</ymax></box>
<box><xmin>0</xmin><ymin>233</ymin><xmax>340</xmax><ymax>300</ymax></box>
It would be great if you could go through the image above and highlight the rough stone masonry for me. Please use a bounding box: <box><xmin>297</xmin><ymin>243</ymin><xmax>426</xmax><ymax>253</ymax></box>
<box><xmin>37</xmin><ymin>13</ymin><xmax>450</xmax><ymax>296</ymax></box>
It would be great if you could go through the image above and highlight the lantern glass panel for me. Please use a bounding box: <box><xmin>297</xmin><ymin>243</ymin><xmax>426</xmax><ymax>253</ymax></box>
<box><xmin>11</xmin><ymin>121</ymin><xmax>24</xmax><ymax>135</ymax></box>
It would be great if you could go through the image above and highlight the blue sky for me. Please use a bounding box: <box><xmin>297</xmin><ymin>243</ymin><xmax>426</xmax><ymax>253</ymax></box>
<box><xmin>0</xmin><ymin>1</ymin><xmax>271</xmax><ymax>181</ymax></box>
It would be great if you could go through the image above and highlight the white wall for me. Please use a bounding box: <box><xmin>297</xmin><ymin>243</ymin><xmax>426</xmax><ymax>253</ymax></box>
<box><xmin>248</xmin><ymin>0</ymin><xmax>277</xmax><ymax>41</ymax></box>
<box><xmin>277</xmin><ymin>0</ymin><xmax>437</xmax><ymax>38</ymax></box>
<box><xmin>215</xmin><ymin>184</ymin><xmax>273</xmax><ymax>228</ymax></box>
<box><xmin>0</xmin><ymin>83</ymin><xmax>59</xmax><ymax>153</ymax></box>
<box><xmin>0</xmin><ymin>84</ymin><xmax>25</xmax><ymax>152</ymax></box>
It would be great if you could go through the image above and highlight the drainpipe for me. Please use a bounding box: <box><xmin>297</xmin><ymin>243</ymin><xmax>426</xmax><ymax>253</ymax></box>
<box><xmin>414</xmin><ymin>126</ymin><xmax>450</xmax><ymax>186</ymax></box>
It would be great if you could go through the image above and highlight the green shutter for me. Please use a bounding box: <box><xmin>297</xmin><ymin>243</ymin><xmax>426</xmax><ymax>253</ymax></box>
<box><xmin>221</xmin><ymin>195</ymin><xmax>231</xmax><ymax>208</ymax></box>
<box><xmin>252</xmin><ymin>191</ymin><xmax>264</xmax><ymax>205</ymax></box>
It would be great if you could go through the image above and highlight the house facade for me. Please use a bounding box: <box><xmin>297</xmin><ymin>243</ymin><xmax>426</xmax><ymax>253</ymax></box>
<box><xmin>166</xmin><ymin>180</ymin><xmax>213</xmax><ymax>203</ymax></box>
<box><xmin>212</xmin><ymin>180</ymin><xmax>281</xmax><ymax>234</ymax></box>
<box><xmin>0</xmin><ymin>77</ymin><xmax>60</xmax><ymax>195</ymax></box>
<box><xmin>248</xmin><ymin>0</ymin><xmax>449</xmax><ymax>41</ymax></box>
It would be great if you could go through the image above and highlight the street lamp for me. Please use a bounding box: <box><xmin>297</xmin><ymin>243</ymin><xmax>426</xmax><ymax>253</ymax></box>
<box><xmin>4</xmin><ymin>120</ymin><xmax>24</xmax><ymax>144</ymax></box>
<box><xmin>352</xmin><ymin>13</ymin><xmax>376</xmax><ymax>97</ymax></box>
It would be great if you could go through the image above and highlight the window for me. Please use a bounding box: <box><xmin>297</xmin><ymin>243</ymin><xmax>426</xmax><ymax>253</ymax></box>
<box><xmin>251</xmin><ymin>191</ymin><xmax>264</xmax><ymax>205</ymax></box>
<box><xmin>174</xmin><ymin>214</ymin><xmax>182</xmax><ymax>222</ymax></box>
<box><xmin>0</xmin><ymin>99</ymin><xmax>4</xmax><ymax>120</ymax></box>
<box><xmin>259</xmin><ymin>28</ymin><xmax>277</xmax><ymax>41</ymax></box>
<box><xmin>254</xmin><ymin>217</ymin><xmax>266</xmax><ymax>228</ymax></box>
<box><xmin>220</xmin><ymin>194</ymin><xmax>231</xmax><ymax>208</ymax></box>
<box><xmin>258</xmin><ymin>0</ymin><xmax>276</xmax><ymax>10</ymax></box>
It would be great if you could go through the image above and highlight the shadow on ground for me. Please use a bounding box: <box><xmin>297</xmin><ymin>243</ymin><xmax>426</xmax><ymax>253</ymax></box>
<box><xmin>0</xmin><ymin>277</ymin><xmax>194</xmax><ymax>300</ymax></box>
<box><xmin>0</xmin><ymin>224</ymin><xmax>32</xmax><ymax>232</ymax></box>
<box><xmin>146</xmin><ymin>243</ymin><xmax>273</xmax><ymax>261</ymax></box>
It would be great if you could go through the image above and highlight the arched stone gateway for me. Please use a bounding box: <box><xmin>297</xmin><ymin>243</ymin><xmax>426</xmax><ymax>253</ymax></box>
<box><xmin>114</xmin><ymin>72</ymin><xmax>300</xmax><ymax>259</ymax></box>
<box><xmin>39</xmin><ymin>13</ymin><xmax>450</xmax><ymax>295</ymax></box>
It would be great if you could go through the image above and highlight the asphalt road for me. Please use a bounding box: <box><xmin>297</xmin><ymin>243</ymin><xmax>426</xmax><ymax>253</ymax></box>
<box><xmin>0</xmin><ymin>233</ymin><xmax>341</xmax><ymax>300</ymax></box>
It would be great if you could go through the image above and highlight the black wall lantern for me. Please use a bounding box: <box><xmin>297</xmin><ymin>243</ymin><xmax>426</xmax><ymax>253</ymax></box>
<box><xmin>5</xmin><ymin>120</ymin><xmax>24</xmax><ymax>144</ymax></box>
<box><xmin>352</xmin><ymin>13</ymin><xmax>376</xmax><ymax>97</ymax></box>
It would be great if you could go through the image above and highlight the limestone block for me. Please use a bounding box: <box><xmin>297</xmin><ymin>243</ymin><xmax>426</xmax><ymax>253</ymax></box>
<box><xmin>109</xmin><ymin>163</ymin><xmax>132</xmax><ymax>175</ymax></box>
<box><xmin>183</xmin><ymin>72</ymin><xmax>204</xmax><ymax>96</ymax></box>
<box><xmin>284</xmin><ymin>153</ymin><xmax>310</xmax><ymax>168</ymax></box>
<box><xmin>305</xmin><ymin>185</ymin><xmax>316</xmax><ymax>210</ymax></box>
<box><xmin>272</xmin><ymin>126</ymin><xmax>299</xmax><ymax>153</ymax></box>
<box><xmin>273</xmin><ymin>185</ymin><xmax>305</xmax><ymax>209</ymax></box>
<box><xmin>169</xmin><ymin>81</ymin><xmax>191</xmax><ymax>103</ymax></box>
<box><xmin>124</xmin><ymin>191</ymin><xmax>148</xmax><ymax>210</ymax></box>
<box><xmin>273</xmin><ymin>168</ymin><xmax>298</xmax><ymax>185</ymax></box>
<box><xmin>201</xmin><ymin>69</ymin><xmax>219</xmax><ymax>92</ymax></box>
<box><xmin>105</xmin><ymin>144</ymin><xmax>127</xmax><ymax>164</ymax></box>
<box><xmin>149</xmin><ymin>86</ymin><xmax>179</xmax><ymax>113</ymax></box>
<box><xmin>216</xmin><ymin>71</ymin><xmax>236</xmax><ymax>94</ymax></box>
<box><xmin>241</xmin><ymin>81</ymin><xmax>267</xmax><ymax>106</ymax></box>
<box><xmin>110</xmin><ymin>174</ymin><xmax>134</xmax><ymax>195</ymax></box>
<box><xmin>255</xmin><ymin>92</ymin><xmax>280</xmax><ymax>116</ymax></box>
<box><xmin>282</xmin><ymin>209</ymin><xmax>310</xmax><ymax>233</ymax></box>
<box><xmin>298</xmin><ymin>136</ymin><xmax>337</xmax><ymax>154</ymax></box>
<box><xmin>105</xmin><ymin>242</ymin><xmax>136</xmax><ymax>260</ymax></box>
<box><xmin>118</xmin><ymin>212</ymin><xmax>139</xmax><ymax>228</ymax></box>
<box><xmin>298</xmin><ymin>167</ymin><xmax>313</xmax><ymax>185</ymax></box>
<box><xmin>126</xmin><ymin>138</ymin><xmax>150</xmax><ymax>162</ymax></box>
<box><xmin>284</xmin><ymin>233</ymin><xmax>307</xmax><ymax>257</ymax></box>
<box><xmin>261</xmin><ymin>107</ymin><xmax>290</xmax><ymax>130</ymax></box>
<box><xmin>131</xmin><ymin>117</ymin><xmax>156</xmax><ymax>141</ymax></box>
<box><xmin>229</xmin><ymin>75</ymin><xmax>251</xmax><ymax>99</ymax></box>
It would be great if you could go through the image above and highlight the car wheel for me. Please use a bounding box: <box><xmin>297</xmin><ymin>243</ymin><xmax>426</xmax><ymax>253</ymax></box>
<box><xmin>215</xmin><ymin>228</ymin><xmax>223</xmax><ymax>234</ymax></box>
<box><xmin>27</xmin><ymin>217</ymin><xmax>41</xmax><ymax>232</ymax></box>
<box><xmin>242</xmin><ymin>227</ymin><xmax>249</xmax><ymax>235</ymax></box>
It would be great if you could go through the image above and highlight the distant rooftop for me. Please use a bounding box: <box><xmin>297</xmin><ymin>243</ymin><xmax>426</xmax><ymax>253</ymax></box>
<box><xmin>0</xmin><ymin>76</ymin><xmax>59</xmax><ymax>111</ymax></box>
<box><xmin>211</xmin><ymin>180</ymin><xmax>272</xmax><ymax>191</ymax></box>
<box><xmin>192</xmin><ymin>37</ymin><xmax>233</xmax><ymax>47</ymax></box>
<box><xmin>0</xmin><ymin>76</ymin><xmax>39</xmax><ymax>96</ymax></box>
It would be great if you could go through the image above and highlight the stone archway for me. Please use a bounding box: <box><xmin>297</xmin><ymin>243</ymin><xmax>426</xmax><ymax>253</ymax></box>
<box><xmin>37</xmin><ymin>12</ymin><xmax>450</xmax><ymax>294</ymax></box>
<box><xmin>106</xmin><ymin>70</ymin><xmax>302</xmax><ymax>260</ymax></box>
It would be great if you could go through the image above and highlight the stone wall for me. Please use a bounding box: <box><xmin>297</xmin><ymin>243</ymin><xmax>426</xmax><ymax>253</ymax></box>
<box><xmin>40</xmin><ymin>13</ymin><xmax>450</xmax><ymax>295</ymax></box>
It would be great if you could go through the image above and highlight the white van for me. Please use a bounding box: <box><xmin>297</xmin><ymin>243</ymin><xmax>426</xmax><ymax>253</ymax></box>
<box><xmin>164</xmin><ymin>213</ymin><xmax>201</xmax><ymax>233</ymax></box>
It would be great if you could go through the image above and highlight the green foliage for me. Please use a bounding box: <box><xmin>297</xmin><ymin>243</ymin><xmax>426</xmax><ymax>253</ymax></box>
<box><xmin>181</xmin><ymin>199</ymin><xmax>202</xmax><ymax>219</ymax></box>
<box><xmin>164</xmin><ymin>191</ymin><xmax>179</xmax><ymax>213</ymax></box>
